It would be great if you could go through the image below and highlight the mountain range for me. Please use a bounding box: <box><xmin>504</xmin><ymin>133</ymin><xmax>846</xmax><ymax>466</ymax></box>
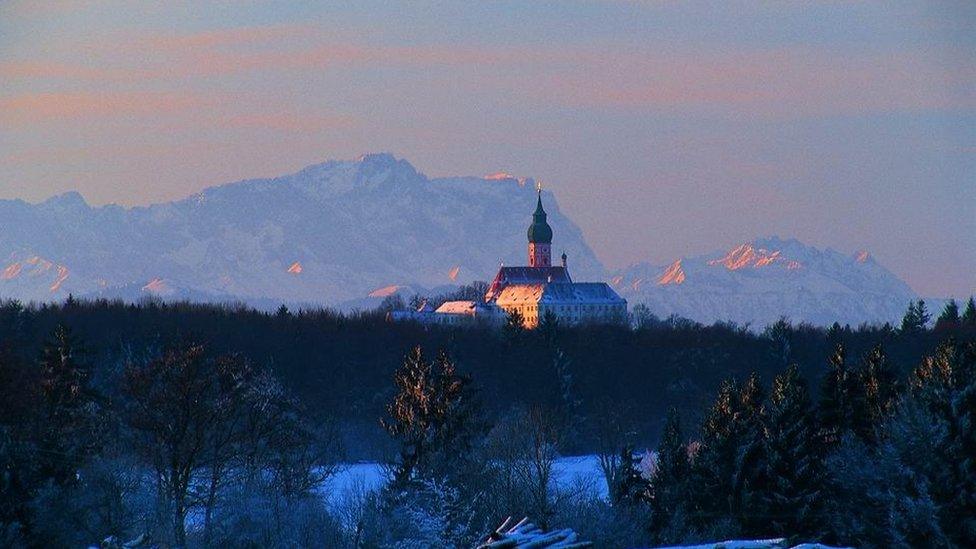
<box><xmin>0</xmin><ymin>153</ymin><xmax>600</xmax><ymax>306</ymax></box>
<box><xmin>610</xmin><ymin>237</ymin><xmax>918</xmax><ymax>327</ymax></box>
<box><xmin>0</xmin><ymin>153</ymin><xmax>922</xmax><ymax>326</ymax></box>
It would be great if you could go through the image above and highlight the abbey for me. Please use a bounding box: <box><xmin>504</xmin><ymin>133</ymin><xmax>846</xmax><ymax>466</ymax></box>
<box><xmin>394</xmin><ymin>191</ymin><xmax>627</xmax><ymax>328</ymax></box>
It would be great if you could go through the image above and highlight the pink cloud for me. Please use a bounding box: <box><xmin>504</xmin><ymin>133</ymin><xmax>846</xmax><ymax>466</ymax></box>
<box><xmin>146</xmin><ymin>24</ymin><xmax>317</xmax><ymax>51</ymax></box>
<box><xmin>521</xmin><ymin>47</ymin><xmax>976</xmax><ymax>117</ymax></box>
<box><xmin>0</xmin><ymin>60</ymin><xmax>114</xmax><ymax>80</ymax></box>
<box><xmin>221</xmin><ymin>111</ymin><xmax>356</xmax><ymax>133</ymax></box>
<box><xmin>0</xmin><ymin>91</ymin><xmax>206</xmax><ymax>123</ymax></box>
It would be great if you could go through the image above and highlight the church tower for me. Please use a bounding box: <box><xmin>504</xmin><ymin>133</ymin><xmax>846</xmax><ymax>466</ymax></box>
<box><xmin>527</xmin><ymin>190</ymin><xmax>553</xmax><ymax>267</ymax></box>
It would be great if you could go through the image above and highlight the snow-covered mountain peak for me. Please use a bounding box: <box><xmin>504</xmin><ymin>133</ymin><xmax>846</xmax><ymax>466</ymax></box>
<box><xmin>707</xmin><ymin>240</ymin><xmax>802</xmax><ymax>272</ymax></box>
<box><xmin>483</xmin><ymin>172</ymin><xmax>535</xmax><ymax>188</ymax></box>
<box><xmin>658</xmin><ymin>260</ymin><xmax>686</xmax><ymax>285</ymax></box>
<box><xmin>614</xmin><ymin>238</ymin><xmax>917</xmax><ymax>327</ymax></box>
<box><xmin>40</xmin><ymin>191</ymin><xmax>89</xmax><ymax>211</ymax></box>
<box><xmin>0</xmin><ymin>154</ymin><xmax>602</xmax><ymax>306</ymax></box>
<box><xmin>854</xmin><ymin>250</ymin><xmax>873</xmax><ymax>264</ymax></box>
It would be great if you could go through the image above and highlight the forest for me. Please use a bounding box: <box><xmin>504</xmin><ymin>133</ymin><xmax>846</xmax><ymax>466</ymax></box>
<box><xmin>1</xmin><ymin>293</ymin><xmax>975</xmax><ymax>547</ymax></box>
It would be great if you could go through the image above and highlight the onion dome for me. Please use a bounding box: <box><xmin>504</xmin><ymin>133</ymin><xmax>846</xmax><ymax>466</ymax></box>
<box><xmin>527</xmin><ymin>192</ymin><xmax>553</xmax><ymax>244</ymax></box>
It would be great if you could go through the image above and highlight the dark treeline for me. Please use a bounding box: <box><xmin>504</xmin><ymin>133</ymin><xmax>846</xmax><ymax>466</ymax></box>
<box><xmin>1</xmin><ymin>295</ymin><xmax>973</xmax><ymax>457</ymax></box>
<box><xmin>1</xmin><ymin>294</ymin><xmax>975</xmax><ymax>547</ymax></box>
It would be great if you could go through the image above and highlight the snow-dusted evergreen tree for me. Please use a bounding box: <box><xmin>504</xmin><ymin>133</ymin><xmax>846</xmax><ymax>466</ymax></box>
<box><xmin>551</xmin><ymin>348</ymin><xmax>582</xmax><ymax>441</ymax></box>
<box><xmin>379</xmin><ymin>478</ymin><xmax>482</xmax><ymax>549</ymax></box>
<box><xmin>612</xmin><ymin>444</ymin><xmax>650</xmax><ymax>507</ymax></box>
<box><xmin>757</xmin><ymin>364</ymin><xmax>824</xmax><ymax>539</ymax></box>
<box><xmin>819</xmin><ymin>343</ymin><xmax>870</xmax><ymax>445</ymax></box>
<box><xmin>383</xmin><ymin>346</ymin><xmax>481</xmax><ymax>486</ymax></box>
<box><xmin>915</xmin><ymin>299</ymin><xmax>932</xmax><ymax>330</ymax></box>
<box><xmin>904</xmin><ymin>339</ymin><xmax>976</xmax><ymax>547</ymax></box>
<box><xmin>826</xmin><ymin>411</ymin><xmax>949</xmax><ymax>548</ymax></box>
<box><xmin>860</xmin><ymin>344</ymin><xmax>900</xmax><ymax>433</ymax></box>
<box><xmin>901</xmin><ymin>300</ymin><xmax>930</xmax><ymax>333</ymax></box>
<box><xmin>733</xmin><ymin>372</ymin><xmax>767</xmax><ymax>536</ymax></box>
<box><xmin>945</xmin><ymin>358</ymin><xmax>976</xmax><ymax>546</ymax></box>
<box><xmin>649</xmin><ymin>407</ymin><xmax>690</xmax><ymax>543</ymax></box>
<box><xmin>687</xmin><ymin>378</ymin><xmax>744</xmax><ymax>536</ymax></box>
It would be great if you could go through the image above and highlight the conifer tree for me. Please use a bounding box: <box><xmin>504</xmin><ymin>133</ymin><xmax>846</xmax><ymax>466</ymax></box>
<box><xmin>383</xmin><ymin>346</ymin><xmax>481</xmax><ymax>486</ymax></box>
<box><xmin>613</xmin><ymin>443</ymin><xmax>651</xmax><ymax>506</ymax></box>
<box><xmin>945</xmin><ymin>357</ymin><xmax>976</xmax><ymax>547</ymax></box>
<box><xmin>733</xmin><ymin>372</ymin><xmax>767</xmax><ymax>536</ymax></box>
<box><xmin>819</xmin><ymin>343</ymin><xmax>850</xmax><ymax>445</ymax></box>
<box><xmin>915</xmin><ymin>299</ymin><xmax>931</xmax><ymax>330</ymax></box>
<box><xmin>909</xmin><ymin>339</ymin><xmax>962</xmax><ymax>412</ymax></box>
<box><xmin>37</xmin><ymin>325</ymin><xmax>99</xmax><ymax>485</ymax></box>
<box><xmin>650</xmin><ymin>407</ymin><xmax>689</xmax><ymax>541</ymax></box>
<box><xmin>503</xmin><ymin>309</ymin><xmax>526</xmax><ymax>341</ymax></box>
<box><xmin>935</xmin><ymin>299</ymin><xmax>961</xmax><ymax>331</ymax></box>
<box><xmin>860</xmin><ymin>344</ymin><xmax>900</xmax><ymax>433</ymax></box>
<box><xmin>820</xmin><ymin>343</ymin><xmax>871</xmax><ymax>444</ymax></box>
<box><xmin>963</xmin><ymin>297</ymin><xmax>976</xmax><ymax>326</ymax></box>
<box><xmin>758</xmin><ymin>364</ymin><xmax>824</xmax><ymax>539</ymax></box>
<box><xmin>901</xmin><ymin>300</ymin><xmax>919</xmax><ymax>333</ymax></box>
<box><xmin>538</xmin><ymin>310</ymin><xmax>559</xmax><ymax>347</ymax></box>
<box><xmin>906</xmin><ymin>340</ymin><xmax>976</xmax><ymax>546</ymax></box>
<box><xmin>688</xmin><ymin>378</ymin><xmax>743</xmax><ymax>532</ymax></box>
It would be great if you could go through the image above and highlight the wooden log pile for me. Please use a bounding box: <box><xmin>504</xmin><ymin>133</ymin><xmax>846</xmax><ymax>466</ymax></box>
<box><xmin>478</xmin><ymin>517</ymin><xmax>593</xmax><ymax>548</ymax></box>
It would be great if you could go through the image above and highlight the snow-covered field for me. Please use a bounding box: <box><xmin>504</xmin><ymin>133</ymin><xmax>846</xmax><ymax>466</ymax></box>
<box><xmin>321</xmin><ymin>454</ymin><xmax>608</xmax><ymax>510</ymax></box>
<box><xmin>657</xmin><ymin>542</ymin><xmax>848</xmax><ymax>549</ymax></box>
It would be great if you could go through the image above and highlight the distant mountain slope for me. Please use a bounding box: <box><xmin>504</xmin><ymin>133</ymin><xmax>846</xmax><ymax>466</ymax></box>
<box><xmin>0</xmin><ymin>153</ymin><xmax>603</xmax><ymax>304</ymax></box>
<box><xmin>612</xmin><ymin>237</ymin><xmax>918</xmax><ymax>327</ymax></box>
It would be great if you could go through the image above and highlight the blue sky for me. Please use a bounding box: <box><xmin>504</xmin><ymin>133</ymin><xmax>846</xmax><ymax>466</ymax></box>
<box><xmin>0</xmin><ymin>1</ymin><xmax>973</xmax><ymax>297</ymax></box>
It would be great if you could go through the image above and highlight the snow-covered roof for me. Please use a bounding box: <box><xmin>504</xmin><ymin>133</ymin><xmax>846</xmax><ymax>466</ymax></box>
<box><xmin>435</xmin><ymin>300</ymin><xmax>479</xmax><ymax>314</ymax></box>
<box><xmin>434</xmin><ymin>300</ymin><xmax>500</xmax><ymax>315</ymax></box>
<box><xmin>493</xmin><ymin>282</ymin><xmax>626</xmax><ymax>305</ymax></box>
<box><xmin>485</xmin><ymin>266</ymin><xmax>572</xmax><ymax>300</ymax></box>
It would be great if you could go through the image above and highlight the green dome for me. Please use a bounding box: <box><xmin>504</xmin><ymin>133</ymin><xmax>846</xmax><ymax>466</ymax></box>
<box><xmin>527</xmin><ymin>193</ymin><xmax>553</xmax><ymax>244</ymax></box>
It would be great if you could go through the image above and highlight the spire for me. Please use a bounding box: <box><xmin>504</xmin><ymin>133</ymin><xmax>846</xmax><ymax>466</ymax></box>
<box><xmin>527</xmin><ymin>188</ymin><xmax>553</xmax><ymax>244</ymax></box>
<box><xmin>534</xmin><ymin>182</ymin><xmax>546</xmax><ymax>216</ymax></box>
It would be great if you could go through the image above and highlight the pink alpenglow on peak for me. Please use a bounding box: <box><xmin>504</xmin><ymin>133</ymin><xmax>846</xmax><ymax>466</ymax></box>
<box><xmin>288</xmin><ymin>262</ymin><xmax>303</xmax><ymax>274</ymax></box>
<box><xmin>708</xmin><ymin>244</ymin><xmax>801</xmax><ymax>271</ymax></box>
<box><xmin>368</xmin><ymin>285</ymin><xmax>402</xmax><ymax>298</ymax></box>
<box><xmin>709</xmin><ymin>244</ymin><xmax>761</xmax><ymax>270</ymax></box>
<box><xmin>142</xmin><ymin>278</ymin><xmax>169</xmax><ymax>294</ymax></box>
<box><xmin>2</xmin><ymin>262</ymin><xmax>23</xmax><ymax>280</ymax></box>
<box><xmin>484</xmin><ymin>172</ymin><xmax>534</xmax><ymax>187</ymax></box>
<box><xmin>657</xmin><ymin>260</ymin><xmax>686</xmax><ymax>285</ymax></box>
<box><xmin>484</xmin><ymin>171</ymin><xmax>514</xmax><ymax>181</ymax></box>
<box><xmin>25</xmin><ymin>256</ymin><xmax>54</xmax><ymax>272</ymax></box>
<box><xmin>50</xmin><ymin>266</ymin><xmax>69</xmax><ymax>293</ymax></box>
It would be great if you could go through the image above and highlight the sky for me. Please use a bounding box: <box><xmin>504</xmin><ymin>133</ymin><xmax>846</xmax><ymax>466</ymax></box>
<box><xmin>0</xmin><ymin>1</ymin><xmax>974</xmax><ymax>298</ymax></box>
